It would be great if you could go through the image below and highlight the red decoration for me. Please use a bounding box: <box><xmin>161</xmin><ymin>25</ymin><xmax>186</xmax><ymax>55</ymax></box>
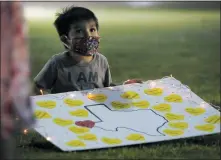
<box><xmin>75</xmin><ymin>120</ymin><xmax>95</xmax><ymax>128</ymax></box>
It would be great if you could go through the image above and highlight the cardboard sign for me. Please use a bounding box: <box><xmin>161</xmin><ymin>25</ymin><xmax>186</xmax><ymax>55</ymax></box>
<box><xmin>30</xmin><ymin>77</ymin><xmax>220</xmax><ymax>151</ymax></box>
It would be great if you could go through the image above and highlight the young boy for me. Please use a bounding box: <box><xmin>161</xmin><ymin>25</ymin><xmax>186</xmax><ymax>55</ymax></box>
<box><xmin>34</xmin><ymin>6</ymin><xmax>141</xmax><ymax>95</ymax></box>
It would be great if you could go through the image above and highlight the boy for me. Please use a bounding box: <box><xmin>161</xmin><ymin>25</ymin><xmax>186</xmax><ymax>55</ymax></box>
<box><xmin>34</xmin><ymin>6</ymin><xmax>141</xmax><ymax>95</ymax></box>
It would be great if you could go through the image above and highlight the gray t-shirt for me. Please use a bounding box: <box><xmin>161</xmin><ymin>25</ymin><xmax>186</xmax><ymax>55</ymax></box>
<box><xmin>34</xmin><ymin>51</ymin><xmax>112</xmax><ymax>94</ymax></box>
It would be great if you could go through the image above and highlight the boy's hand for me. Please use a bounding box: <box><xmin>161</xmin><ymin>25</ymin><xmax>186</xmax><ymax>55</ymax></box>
<box><xmin>123</xmin><ymin>79</ymin><xmax>143</xmax><ymax>85</ymax></box>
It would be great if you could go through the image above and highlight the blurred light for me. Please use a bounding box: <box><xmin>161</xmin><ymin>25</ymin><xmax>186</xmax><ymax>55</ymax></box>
<box><xmin>46</xmin><ymin>137</ymin><xmax>51</xmax><ymax>141</ymax></box>
<box><xmin>23</xmin><ymin>129</ymin><xmax>28</xmax><ymax>134</ymax></box>
<box><xmin>150</xmin><ymin>81</ymin><xmax>156</xmax><ymax>88</ymax></box>
<box><xmin>127</xmin><ymin>2</ymin><xmax>154</xmax><ymax>8</ymax></box>
<box><xmin>186</xmin><ymin>88</ymin><xmax>191</xmax><ymax>92</ymax></box>
<box><xmin>107</xmin><ymin>87</ymin><xmax>114</xmax><ymax>90</ymax></box>
<box><xmin>24</xmin><ymin>6</ymin><xmax>56</xmax><ymax>20</ymax></box>
<box><xmin>40</xmin><ymin>89</ymin><xmax>43</xmax><ymax>95</ymax></box>
<box><xmin>70</xmin><ymin>94</ymin><xmax>75</xmax><ymax>98</ymax></box>
<box><xmin>200</xmin><ymin>102</ymin><xmax>207</xmax><ymax>108</ymax></box>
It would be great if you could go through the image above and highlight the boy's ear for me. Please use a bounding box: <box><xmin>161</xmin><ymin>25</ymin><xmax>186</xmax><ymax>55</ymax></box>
<box><xmin>60</xmin><ymin>35</ymin><xmax>68</xmax><ymax>43</ymax></box>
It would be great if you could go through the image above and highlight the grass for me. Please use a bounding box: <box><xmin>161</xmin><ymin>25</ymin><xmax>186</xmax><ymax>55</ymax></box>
<box><xmin>17</xmin><ymin>8</ymin><xmax>220</xmax><ymax>159</ymax></box>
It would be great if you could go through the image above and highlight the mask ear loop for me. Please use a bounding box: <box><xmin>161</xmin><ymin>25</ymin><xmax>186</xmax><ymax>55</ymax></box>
<box><xmin>62</xmin><ymin>42</ymin><xmax>71</xmax><ymax>50</ymax></box>
<box><xmin>60</xmin><ymin>35</ymin><xmax>71</xmax><ymax>50</ymax></box>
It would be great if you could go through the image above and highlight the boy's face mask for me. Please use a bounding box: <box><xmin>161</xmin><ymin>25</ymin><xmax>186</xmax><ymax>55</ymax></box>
<box><xmin>63</xmin><ymin>36</ymin><xmax>100</xmax><ymax>56</ymax></box>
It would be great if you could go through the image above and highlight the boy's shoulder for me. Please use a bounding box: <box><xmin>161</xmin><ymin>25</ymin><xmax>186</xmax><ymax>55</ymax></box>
<box><xmin>94</xmin><ymin>52</ymin><xmax>110</xmax><ymax>68</ymax></box>
<box><xmin>51</xmin><ymin>51</ymin><xmax>68</xmax><ymax>61</ymax></box>
<box><xmin>49</xmin><ymin>51</ymin><xmax>73</xmax><ymax>66</ymax></box>
<box><xmin>96</xmin><ymin>52</ymin><xmax>108</xmax><ymax>62</ymax></box>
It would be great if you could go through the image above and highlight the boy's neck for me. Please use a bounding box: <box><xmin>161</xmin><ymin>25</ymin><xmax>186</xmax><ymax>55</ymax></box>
<box><xmin>69</xmin><ymin>51</ymin><xmax>94</xmax><ymax>63</ymax></box>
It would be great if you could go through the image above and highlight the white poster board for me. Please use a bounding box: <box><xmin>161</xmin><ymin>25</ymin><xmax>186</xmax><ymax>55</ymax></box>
<box><xmin>30</xmin><ymin>77</ymin><xmax>220</xmax><ymax>151</ymax></box>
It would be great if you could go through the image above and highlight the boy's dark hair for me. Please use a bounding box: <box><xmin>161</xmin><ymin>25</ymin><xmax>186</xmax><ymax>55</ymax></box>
<box><xmin>54</xmin><ymin>6</ymin><xmax>99</xmax><ymax>37</ymax></box>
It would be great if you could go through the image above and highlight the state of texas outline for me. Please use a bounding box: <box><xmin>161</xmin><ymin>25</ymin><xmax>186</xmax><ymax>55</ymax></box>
<box><xmin>85</xmin><ymin>104</ymin><xmax>168</xmax><ymax>136</ymax></box>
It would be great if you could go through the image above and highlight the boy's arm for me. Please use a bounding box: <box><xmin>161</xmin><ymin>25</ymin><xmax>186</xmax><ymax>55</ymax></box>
<box><xmin>103</xmin><ymin>65</ymin><xmax>113</xmax><ymax>87</ymax></box>
<box><xmin>33</xmin><ymin>57</ymin><xmax>57</xmax><ymax>95</ymax></box>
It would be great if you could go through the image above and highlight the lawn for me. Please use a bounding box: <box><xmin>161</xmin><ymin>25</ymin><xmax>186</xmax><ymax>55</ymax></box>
<box><xmin>17</xmin><ymin>8</ymin><xmax>220</xmax><ymax>159</ymax></box>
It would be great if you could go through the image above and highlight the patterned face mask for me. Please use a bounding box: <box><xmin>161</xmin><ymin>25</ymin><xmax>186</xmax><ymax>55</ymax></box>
<box><xmin>72</xmin><ymin>36</ymin><xmax>100</xmax><ymax>56</ymax></box>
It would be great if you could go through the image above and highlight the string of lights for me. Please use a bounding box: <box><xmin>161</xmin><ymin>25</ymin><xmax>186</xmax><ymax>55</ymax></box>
<box><xmin>20</xmin><ymin>75</ymin><xmax>220</xmax><ymax>144</ymax></box>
